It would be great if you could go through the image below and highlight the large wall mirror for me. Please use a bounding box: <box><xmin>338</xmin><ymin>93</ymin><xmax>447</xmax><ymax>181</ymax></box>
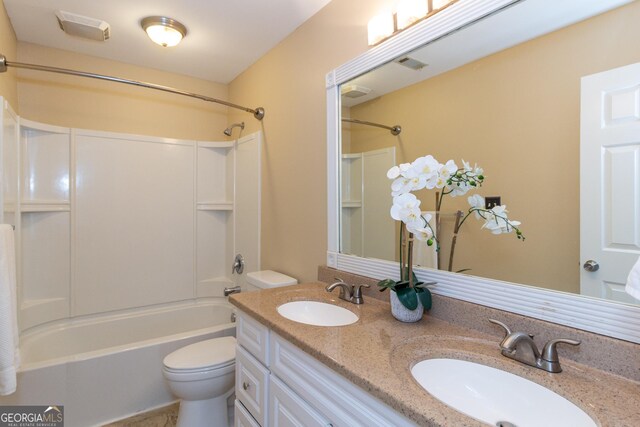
<box><xmin>326</xmin><ymin>0</ymin><xmax>640</xmax><ymax>343</ymax></box>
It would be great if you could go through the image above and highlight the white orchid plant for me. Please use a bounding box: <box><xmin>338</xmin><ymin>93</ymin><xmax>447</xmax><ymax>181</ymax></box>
<box><xmin>377</xmin><ymin>155</ymin><xmax>525</xmax><ymax>311</ymax></box>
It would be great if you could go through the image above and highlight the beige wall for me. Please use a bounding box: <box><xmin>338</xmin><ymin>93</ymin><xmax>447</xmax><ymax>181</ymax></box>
<box><xmin>228</xmin><ymin>0</ymin><xmax>380</xmax><ymax>282</ymax></box>
<box><xmin>346</xmin><ymin>2</ymin><xmax>640</xmax><ymax>293</ymax></box>
<box><xmin>0</xmin><ymin>0</ymin><xmax>18</xmax><ymax>110</ymax></box>
<box><xmin>1</xmin><ymin>0</ymin><xmax>382</xmax><ymax>284</ymax></box>
<box><xmin>16</xmin><ymin>43</ymin><xmax>228</xmax><ymax>141</ymax></box>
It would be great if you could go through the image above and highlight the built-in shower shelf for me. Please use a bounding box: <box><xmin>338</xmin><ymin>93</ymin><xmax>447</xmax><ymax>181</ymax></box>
<box><xmin>197</xmin><ymin>141</ymin><xmax>234</xmax><ymax>149</ymax></box>
<box><xmin>197</xmin><ymin>202</ymin><xmax>233</xmax><ymax>211</ymax></box>
<box><xmin>20</xmin><ymin>201</ymin><xmax>70</xmax><ymax>212</ymax></box>
<box><xmin>342</xmin><ymin>200</ymin><xmax>361</xmax><ymax>208</ymax></box>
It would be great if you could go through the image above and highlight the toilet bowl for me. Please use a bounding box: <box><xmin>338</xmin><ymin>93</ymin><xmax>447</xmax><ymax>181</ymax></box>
<box><xmin>162</xmin><ymin>336</ymin><xmax>236</xmax><ymax>427</ymax></box>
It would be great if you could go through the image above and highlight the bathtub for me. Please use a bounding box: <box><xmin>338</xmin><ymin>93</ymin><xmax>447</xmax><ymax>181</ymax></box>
<box><xmin>0</xmin><ymin>299</ymin><xmax>236</xmax><ymax>427</ymax></box>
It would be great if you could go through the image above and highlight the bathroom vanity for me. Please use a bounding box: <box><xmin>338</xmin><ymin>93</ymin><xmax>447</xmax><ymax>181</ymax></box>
<box><xmin>232</xmin><ymin>298</ymin><xmax>414</xmax><ymax>426</ymax></box>
<box><xmin>230</xmin><ymin>282</ymin><xmax>640</xmax><ymax>427</ymax></box>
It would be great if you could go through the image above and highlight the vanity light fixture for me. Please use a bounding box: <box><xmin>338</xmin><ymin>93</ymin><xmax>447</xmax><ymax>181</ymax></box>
<box><xmin>141</xmin><ymin>16</ymin><xmax>187</xmax><ymax>47</ymax></box>
<box><xmin>367</xmin><ymin>12</ymin><xmax>394</xmax><ymax>46</ymax></box>
<box><xmin>396</xmin><ymin>0</ymin><xmax>429</xmax><ymax>30</ymax></box>
<box><xmin>367</xmin><ymin>0</ymin><xmax>456</xmax><ymax>46</ymax></box>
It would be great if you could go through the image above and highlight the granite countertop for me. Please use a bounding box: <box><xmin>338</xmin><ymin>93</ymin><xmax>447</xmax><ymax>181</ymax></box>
<box><xmin>230</xmin><ymin>282</ymin><xmax>640</xmax><ymax>427</ymax></box>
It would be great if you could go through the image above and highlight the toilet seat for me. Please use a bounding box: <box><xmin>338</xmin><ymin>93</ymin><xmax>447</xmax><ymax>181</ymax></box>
<box><xmin>163</xmin><ymin>336</ymin><xmax>236</xmax><ymax>374</ymax></box>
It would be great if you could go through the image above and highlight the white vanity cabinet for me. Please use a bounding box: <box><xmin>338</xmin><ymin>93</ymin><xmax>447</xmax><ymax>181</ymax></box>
<box><xmin>234</xmin><ymin>310</ymin><xmax>416</xmax><ymax>427</ymax></box>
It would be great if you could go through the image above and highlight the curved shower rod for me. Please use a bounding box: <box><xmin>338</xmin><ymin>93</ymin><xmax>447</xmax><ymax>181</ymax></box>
<box><xmin>342</xmin><ymin>117</ymin><xmax>401</xmax><ymax>135</ymax></box>
<box><xmin>0</xmin><ymin>54</ymin><xmax>265</xmax><ymax>120</ymax></box>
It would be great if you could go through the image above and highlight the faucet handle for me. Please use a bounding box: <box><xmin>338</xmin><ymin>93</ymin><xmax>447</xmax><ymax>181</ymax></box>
<box><xmin>353</xmin><ymin>283</ymin><xmax>370</xmax><ymax>297</ymax></box>
<box><xmin>541</xmin><ymin>338</ymin><xmax>581</xmax><ymax>363</ymax></box>
<box><xmin>489</xmin><ymin>319</ymin><xmax>512</xmax><ymax>338</ymax></box>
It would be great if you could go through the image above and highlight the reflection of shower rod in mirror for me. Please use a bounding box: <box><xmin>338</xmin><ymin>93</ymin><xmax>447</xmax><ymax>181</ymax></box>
<box><xmin>0</xmin><ymin>54</ymin><xmax>265</xmax><ymax>120</ymax></box>
<box><xmin>342</xmin><ymin>118</ymin><xmax>401</xmax><ymax>135</ymax></box>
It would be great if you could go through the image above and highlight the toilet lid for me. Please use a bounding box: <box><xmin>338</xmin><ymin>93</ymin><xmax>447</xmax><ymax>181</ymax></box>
<box><xmin>163</xmin><ymin>336</ymin><xmax>236</xmax><ymax>371</ymax></box>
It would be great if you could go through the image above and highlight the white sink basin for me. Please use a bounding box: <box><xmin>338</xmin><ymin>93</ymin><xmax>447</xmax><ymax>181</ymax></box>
<box><xmin>277</xmin><ymin>301</ymin><xmax>358</xmax><ymax>327</ymax></box>
<box><xmin>411</xmin><ymin>358</ymin><xmax>596</xmax><ymax>427</ymax></box>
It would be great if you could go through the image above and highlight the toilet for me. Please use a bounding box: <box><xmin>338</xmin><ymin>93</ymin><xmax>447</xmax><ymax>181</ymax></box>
<box><xmin>162</xmin><ymin>336</ymin><xmax>236</xmax><ymax>427</ymax></box>
<box><xmin>246</xmin><ymin>270</ymin><xmax>297</xmax><ymax>290</ymax></box>
<box><xmin>162</xmin><ymin>271</ymin><xmax>296</xmax><ymax>427</ymax></box>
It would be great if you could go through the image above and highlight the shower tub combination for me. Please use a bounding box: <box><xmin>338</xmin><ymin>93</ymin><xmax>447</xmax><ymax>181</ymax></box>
<box><xmin>1</xmin><ymin>300</ymin><xmax>235</xmax><ymax>426</ymax></box>
<box><xmin>0</xmin><ymin>113</ymin><xmax>263</xmax><ymax>426</ymax></box>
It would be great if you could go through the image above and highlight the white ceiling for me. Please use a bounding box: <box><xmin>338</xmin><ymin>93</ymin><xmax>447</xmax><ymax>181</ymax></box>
<box><xmin>3</xmin><ymin>0</ymin><xmax>332</xmax><ymax>84</ymax></box>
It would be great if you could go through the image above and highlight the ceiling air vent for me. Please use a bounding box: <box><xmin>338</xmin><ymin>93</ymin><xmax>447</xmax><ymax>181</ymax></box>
<box><xmin>56</xmin><ymin>10</ymin><xmax>111</xmax><ymax>41</ymax></box>
<box><xmin>341</xmin><ymin>85</ymin><xmax>371</xmax><ymax>98</ymax></box>
<box><xmin>395</xmin><ymin>56</ymin><xmax>427</xmax><ymax>71</ymax></box>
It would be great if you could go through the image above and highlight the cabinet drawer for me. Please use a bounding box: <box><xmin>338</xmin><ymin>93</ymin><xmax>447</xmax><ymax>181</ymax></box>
<box><xmin>270</xmin><ymin>375</ymin><xmax>331</xmax><ymax>427</ymax></box>
<box><xmin>235</xmin><ymin>400</ymin><xmax>261</xmax><ymax>427</ymax></box>
<box><xmin>237</xmin><ymin>311</ymin><xmax>270</xmax><ymax>364</ymax></box>
<box><xmin>236</xmin><ymin>345</ymin><xmax>270</xmax><ymax>426</ymax></box>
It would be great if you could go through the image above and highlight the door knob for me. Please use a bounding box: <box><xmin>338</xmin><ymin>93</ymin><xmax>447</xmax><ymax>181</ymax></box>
<box><xmin>583</xmin><ymin>260</ymin><xmax>599</xmax><ymax>272</ymax></box>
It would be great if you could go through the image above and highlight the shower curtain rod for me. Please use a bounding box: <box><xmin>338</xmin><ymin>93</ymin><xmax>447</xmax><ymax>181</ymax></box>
<box><xmin>0</xmin><ymin>54</ymin><xmax>265</xmax><ymax>120</ymax></box>
<box><xmin>342</xmin><ymin>117</ymin><xmax>401</xmax><ymax>135</ymax></box>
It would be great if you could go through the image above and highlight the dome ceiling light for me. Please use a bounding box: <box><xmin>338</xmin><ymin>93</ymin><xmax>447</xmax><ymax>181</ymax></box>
<box><xmin>141</xmin><ymin>16</ymin><xmax>187</xmax><ymax>47</ymax></box>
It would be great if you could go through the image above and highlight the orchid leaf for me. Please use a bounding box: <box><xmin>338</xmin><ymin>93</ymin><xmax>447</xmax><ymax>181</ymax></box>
<box><xmin>377</xmin><ymin>279</ymin><xmax>397</xmax><ymax>292</ymax></box>
<box><xmin>395</xmin><ymin>280</ymin><xmax>410</xmax><ymax>290</ymax></box>
<box><xmin>401</xmin><ymin>267</ymin><xmax>420</xmax><ymax>287</ymax></box>
<box><xmin>416</xmin><ymin>287</ymin><xmax>432</xmax><ymax>310</ymax></box>
<box><xmin>396</xmin><ymin>287</ymin><xmax>418</xmax><ymax>310</ymax></box>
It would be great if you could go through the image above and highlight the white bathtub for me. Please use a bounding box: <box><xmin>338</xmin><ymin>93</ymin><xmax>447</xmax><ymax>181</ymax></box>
<box><xmin>0</xmin><ymin>299</ymin><xmax>236</xmax><ymax>426</ymax></box>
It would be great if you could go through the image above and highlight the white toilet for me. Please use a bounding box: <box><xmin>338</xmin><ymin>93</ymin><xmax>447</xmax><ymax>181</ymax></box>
<box><xmin>162</xmin><ymin>271</ymin><xmax>296</xmax><ymax>427</ymax></box>
<box><xmin>246</xmin><ymin>270</ymin><xmax>297</xmax><ymax>290</ymax></box>
<box><xmin>162</xmin><ymin>336</ymin><xmax>236</xmax><ymax>427</ymax></box>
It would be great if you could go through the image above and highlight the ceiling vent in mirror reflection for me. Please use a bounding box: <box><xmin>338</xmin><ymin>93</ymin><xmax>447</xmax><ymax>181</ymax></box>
<box><xmin>56</xmin><ymin>10</ymin><xmax>110</xmax><ymax>42</ymax></box>
<box><xmin>395</xmin><ymin>56</ymin><xmax>428</xmax><ymax>71</ymax></box>
<box><xmin>341</xmin><ymin>85</ymin><xmax>371</xmax><ymax>98</ymax></box>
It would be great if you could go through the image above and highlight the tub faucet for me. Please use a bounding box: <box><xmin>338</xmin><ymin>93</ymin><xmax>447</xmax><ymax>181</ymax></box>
<box><xmin>325</xmin><ymin>278</ymin><xmax>370</xmax><ymax>304</ymax></box>
<box><xmin>224</xmin><ymin>286</ymin><xmax>242</xmax><ymax>297</ymax></box>
<box><xmin>489</xmin><ymin>319</ymin><xmax>580</xmax><ymax>373</ymax></box>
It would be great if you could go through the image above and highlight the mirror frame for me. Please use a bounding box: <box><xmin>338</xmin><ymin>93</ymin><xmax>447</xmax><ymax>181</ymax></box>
<box><xmin>326</xmin><ymin>0</ymin><xmax>640</xmax><ymax>343</ymax></box>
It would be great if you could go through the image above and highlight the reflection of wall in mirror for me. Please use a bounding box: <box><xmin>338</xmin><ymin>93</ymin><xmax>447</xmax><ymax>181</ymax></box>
<box><xmin>343</xmin><ymin>2</ymin><xmax>640</xmax><ymax>294</ymax></box>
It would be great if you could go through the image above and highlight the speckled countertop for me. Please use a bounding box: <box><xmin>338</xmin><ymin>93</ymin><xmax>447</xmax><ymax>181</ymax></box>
<box><xmin>230</xmin><ymin>282</ymin><xmax>640</xmax><ymax>427</ymax></box>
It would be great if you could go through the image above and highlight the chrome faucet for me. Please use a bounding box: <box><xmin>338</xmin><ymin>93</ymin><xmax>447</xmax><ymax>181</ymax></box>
<box><xmin>489</xmin><ymin>319</ymin><xmax>580</xmax><ymax>373</ymax></box>
<box><xmin>224</xmin><ymin>286</ymin><xmax>242</xmax><ymax>296</ymax></box>
<box><xmin>325</xmin><ymin>278</ymin><xmax>370</xmax><ymax>305</ymax></box>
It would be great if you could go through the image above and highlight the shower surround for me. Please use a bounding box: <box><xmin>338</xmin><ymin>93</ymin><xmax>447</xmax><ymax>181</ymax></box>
<box><xmin>0</xmin><ymin>98</ymin><xmax>261</xmax><ymax>424</ymax></box>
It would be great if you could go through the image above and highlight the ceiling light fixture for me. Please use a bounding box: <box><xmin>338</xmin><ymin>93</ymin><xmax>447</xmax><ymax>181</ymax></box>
<box><xmin>141</xmin><ymin>16</ymin><xmax>187</xmax><ymax>47</ymax></box>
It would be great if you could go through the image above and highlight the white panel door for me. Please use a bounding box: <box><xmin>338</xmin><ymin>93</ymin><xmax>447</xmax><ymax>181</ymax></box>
<box><xmin>234</xmin><ymin>132</ymin><xmax>261</xmax><ymax>291</ymax></box>
<box><xmin>581</xmin><ymin>62</ymin><xmax>640</xmax><ymax>303</ymax></box>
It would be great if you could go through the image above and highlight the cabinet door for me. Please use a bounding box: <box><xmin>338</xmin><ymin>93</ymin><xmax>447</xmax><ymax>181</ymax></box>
<box><xmin>269</xmin><ymin>376</ymin><xmax>330</xmax><ymax>427</ymax></box>
<box><xmin>236</xmin><ymin>345</ymin><xmax>270</xmax><ymax>426</ymax></box>
<box><xmin>237</xmin><ymin>311</ymin><xmax>270</xmax><ymax>364</ymax></box>
<box><xmin>235</xmin><ymin>400</ymin><xmax>261</xmax><ymax>427</ymax></box>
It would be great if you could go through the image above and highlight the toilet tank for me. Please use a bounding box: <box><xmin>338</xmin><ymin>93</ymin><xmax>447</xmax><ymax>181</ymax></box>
<box><xmin>246</xmin><ymin>270</ymin><xmax>297</xmax><ymax>289</ymax></box>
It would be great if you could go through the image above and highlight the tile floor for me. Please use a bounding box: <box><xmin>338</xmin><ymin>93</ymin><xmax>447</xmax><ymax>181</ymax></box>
<box><xmin>102</xmin><ymin>403</ymin><xmax>179</xmax><ymax>427</ymax></box>
<box><xmin>103</xmin><ymin>396</ymin><xmax>235</xmax><ymax>427</ymax></box>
